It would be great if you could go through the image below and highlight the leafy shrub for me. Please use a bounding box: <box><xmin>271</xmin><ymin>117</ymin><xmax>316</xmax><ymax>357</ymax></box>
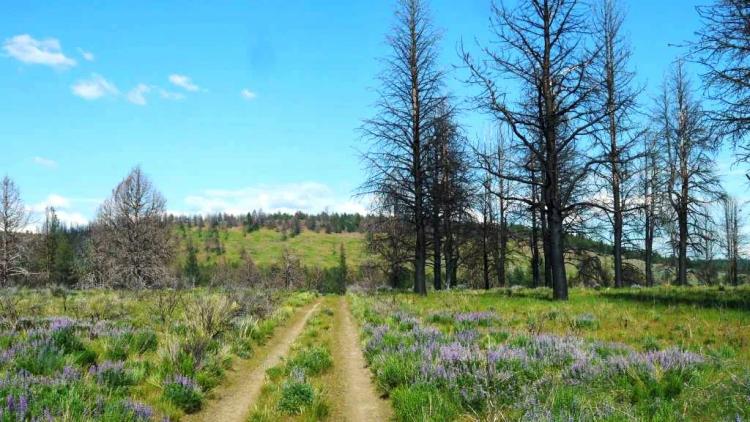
<box><xmin>288</xmin><ymin>346</ymin><xmax>332</xmax><ymax>376</ymax></box>
<box><xmin>90</xmin><ymin>361</ymin><xmax>132</xmax><ymax>388</ymax></box>
<box><xmin>15</xmin><ymin>343</ymin><xmax>65</xmax><ymax>375</ymax></box>
<box><xmin>277</xmin><ymin>378</ymin><xmax>314</xmax><ymax>415</ymax></box>
<box><xmin>163</xmin><ymin>375</ymin><xmax>203</xmax><ymax>413</ymax></box>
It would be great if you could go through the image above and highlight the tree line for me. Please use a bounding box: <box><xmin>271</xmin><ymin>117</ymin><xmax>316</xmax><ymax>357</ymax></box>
<box><xmin>361</xmin><ymin>0</ymin><xmax>750</xmax><ymax>299</ymax></box>
<box><xmin>0</xmin><ymin>168</ymin><xmax>354</xmax><ymax>292</ymax></box>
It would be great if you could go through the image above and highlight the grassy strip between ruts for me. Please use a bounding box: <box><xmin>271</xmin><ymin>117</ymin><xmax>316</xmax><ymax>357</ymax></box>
<box><xmin>350</xmin><ymin>290</ymin><xmax>750</xmax><ymax>421</ymax></box>
<box><xmin>248</xmin><ymin>297</ymin><xmax>336</xmax><ymax>422</ymax></box>
<box><xmin>0</xmin><ymin>289</ymin><xmax>317</xmax><ymax>421</ymax></box>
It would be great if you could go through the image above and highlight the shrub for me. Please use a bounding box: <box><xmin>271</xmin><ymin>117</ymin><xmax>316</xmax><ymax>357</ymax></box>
<box><xmin>163</xmin><ymin>375</ymin><xmax>203</xmax><ymax>413</ymax></box>
<box><xmin>277</xmin><ymin>380</ymin><xmax>314</xmax><ymax>415</ymax></box>
<box><xmin>90</xmin><ymin>361</ymin><xmax>132</xmax><ymax>388</ymax></box>
<box><xmin>288</xmin><ymin>346</ymin><xmax>332</xmax><ymax>376</ymax></box>
<box><xmin>15</xmin><ymin>343</ymin><xmax>65</xmax><ymax>375</ymax></box>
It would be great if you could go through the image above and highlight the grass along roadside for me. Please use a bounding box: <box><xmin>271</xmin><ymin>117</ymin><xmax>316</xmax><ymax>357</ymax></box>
<box><xmin>0</xmin><ymin>288</ymin><xmax>317</xmax><ymax>421</ymax></box>
<box><xmin>248</xmin><ymin>297</ymin><xmax>337</xmax><ymax>421</ymax></box>
<box><xmin>350</xmin><ymin>289</ymin><xmax>750</xmax><ymax>421</ymax></box>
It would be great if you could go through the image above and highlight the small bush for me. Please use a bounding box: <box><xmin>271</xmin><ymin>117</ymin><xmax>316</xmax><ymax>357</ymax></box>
<box><xmin>163</xmin><ymin>375</ymin><xmax>203</xmax><ymax>413</ymax></box>
<box><xmin>278</xmin><ymin>379</ymin><xmax>314</xmax><ymax>415</ymax></box>
<box><xmin>288</xmin><ymin>346</ymin><xmax>333</xmax><ymax>376</ymax></box>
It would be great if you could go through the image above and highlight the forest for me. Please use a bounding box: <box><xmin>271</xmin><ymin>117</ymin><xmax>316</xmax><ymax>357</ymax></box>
<box><xmin>1</xmin><ymin>0</ymin><xmax>750</xmax><ymax>421</ymax></box>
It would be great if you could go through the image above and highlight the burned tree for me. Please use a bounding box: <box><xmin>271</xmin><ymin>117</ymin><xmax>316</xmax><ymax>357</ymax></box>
<box><xmin>722</xmin><ymin>195</ymin><xmax>743</xmax><ymax>285</ymax></box>
<box><xmin>591</xmin><ymin>0</ymin><xmax>643</xmax><ymax>288</ymax></box>
<box><xmin>463</xmin><ymin>0</ymin><xmax>605</xmax><ymax>299</ymax></box>
<box><xmin>427</xmin><ymin>103</ymin><xmax>472</xmax><ymax>290</ymax></box>
<box><xmin>361</xmin><ymin>0</ymin><xmax>446</xmax><ymax>295</ymax></box>
<box><xmin>0</xmin><ymin>176</ymin><xmax>30</xmax><ymax>286</ymax></box>
<box><xmin>693</xmin><ymin>0</ymin><xmax>750</xmax><ymax>176</ymax></box>
<box><xmin>656</xmin><ymin>63</ymin><xmax>722</xmax><ymax>286</ymax></box>
<box><xmin>92</xmin><ymin>167</ymin><xmax>173</xmax><ymax>289</ymax></box>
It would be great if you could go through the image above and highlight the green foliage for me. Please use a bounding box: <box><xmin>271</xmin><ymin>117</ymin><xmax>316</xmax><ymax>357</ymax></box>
<box><xmin>374</xmin><ymin>354</ymin><xmax>418</xmax><ymax>393</ymax></box>
<box><xmin>287</xmin><ymin>346</ymin><xmax>333</xmax><ymax>376</ymax></box>
<box><xmin>277</xmin><ymin>379</ymin><xmax>315</xmax><ymax>415</ymax></box>
<box><xmin>163</xmin><ymin>381</ymin><xmax>203</xmax><ymax>413</ymax></box>
<box><xmin>391</xmin><ymin>383</ymin><xmax>460</xmax><ymax>422</ymax></box>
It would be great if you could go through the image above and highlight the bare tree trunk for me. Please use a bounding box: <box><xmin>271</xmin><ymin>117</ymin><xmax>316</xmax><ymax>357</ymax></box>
<box><xmin>531</xmin><ymin>203</ymin><xmax>541</xmax><ymax>288</ymax></box>
<box><xmin>548</xmin><ymin>206</ymin><xmax>568</xmax><ymax>300</ymax></box>
<box><xmin>444</xmin><ymin>222</ymin><xmax>454</xmax><ymax>288</ymax></box>
<box><xmin>432</xmin><ymin>209</ymin><xmax>442</xmax><ymax>291</ymax></box>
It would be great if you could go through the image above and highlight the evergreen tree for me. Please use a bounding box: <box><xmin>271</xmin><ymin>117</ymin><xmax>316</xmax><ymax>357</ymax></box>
<box><xmin>184</xmin><ymin>239</ymin><xmax>201</xmax><ymax>285</ymax></box>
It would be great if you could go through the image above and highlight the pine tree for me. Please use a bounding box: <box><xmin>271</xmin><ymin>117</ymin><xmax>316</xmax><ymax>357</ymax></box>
<box><xmin>184</xmin><ymin>239</ymin><xmax>201</xmax><ymax>285</ymax></box>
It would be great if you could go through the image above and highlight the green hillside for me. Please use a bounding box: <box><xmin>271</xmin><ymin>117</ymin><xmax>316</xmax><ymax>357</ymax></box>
<box><xmin>177</xmin><ymin>227</ymin><xmax>368</xmax><ymax>269</ymax></box>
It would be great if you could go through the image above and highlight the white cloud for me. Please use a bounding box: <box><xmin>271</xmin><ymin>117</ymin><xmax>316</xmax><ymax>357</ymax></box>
<box><xmin>77</xmin><ymin>48</ymin><xmax>94</xmax><ymax>61</ymax></box>
<box><xmin>158</xmin><ymin>88</ymin><xmax>185</xmax><ymax>101</ymax></box>
<box><xmin>71</xmin><ymin>73</ymin><xmax>118</xmax><ymax>100</ymax></box>
<box><xmin>29</xmin><ymin>194</ymin><xmax>91</xmax><ymax>228</ymax></box>
<box><xmin>182</xmin><ymin>182</ymin><xmax>367</xmax><ymax>215</ymax></box>
<box><xmin>126</xmin><ymin>83</ymin><xmax>151</xmax><ymax>106</ymax></box>
<box><xmin>168</xmin><ymin>74</ymin><xmax>200</xmax><ymax>92</ymax></box>
<box><xmin>33</xmin><ymin>156</ymin><xmax>57</xmax><ymax>169</ymax></box>
<box><xmin>33</xmin><ymin>194</ymin><xmax>72</xmax><ymax>211</ymax></box>
<box><xmin>240</xmin><ymin>89</ymin><xmax>257</xmax><ymax>100</ymax></box>
<box><xmin>2</xmin><ymin>34</ymin><xmax>76</xmax><ymax>68</ymax></box>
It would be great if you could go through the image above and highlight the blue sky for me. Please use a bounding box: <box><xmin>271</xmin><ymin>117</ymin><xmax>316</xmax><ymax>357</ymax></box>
<box><xmin>1</xmin><ymin>0</ymin><xmax>746</xmax><ymax>226</ymax></box>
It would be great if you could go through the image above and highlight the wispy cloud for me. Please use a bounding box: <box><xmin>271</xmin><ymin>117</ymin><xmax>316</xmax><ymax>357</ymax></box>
<box><xmin>182</xmin><ymin>182</ymin><xmax>366</xmax><ymax>215</ymax></box>
<box><xmin>29</xmin><ymin>194</ymin><xmax>95</xmax><ymax>228</ymax></box>
<box><xmin>33</xmin><ymin>156</ymin><xmax>58</xmax><ymax>169</ymax></box>
<box><xmin>168</xmin><ymin>74</ymin><xmax>200</xmax><ymax>92</ymax></box>
<box><xmin>2</xmin><ymin>34</ymin><xmax>76</xmax><ymax>68</ymax></box>
<box><xmin>241</xmin><ymin>89</ymin><xmax>257</xmax><ymax>100</ymax></box>
<box><xmin>158</xmin><ymin>88</ymin><xmax>185</xmax><ymax>101</ymax></box>
<box><xmin>77</xmin><ymin>47</ymin><xmax>94</xmax><ymax>61</ymax></box>
<box><xmin>71</xmin><ymin>73</ymin><xmax>118</xmax><ymax>100</ymax></box>
<box><xmin>126</xmin><ymin>83</ymin><xmax>151</xmax><ymax>106</ymax></box>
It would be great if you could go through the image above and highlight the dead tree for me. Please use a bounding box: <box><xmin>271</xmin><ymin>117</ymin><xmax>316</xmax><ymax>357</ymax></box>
<box><xmin>92</xmin><ymin>166</ymin><xmax>173</xmax><ymax>289</ymax></box>
<box><xmin>693</xmin><ymin>0</ymin><xmax>750</xmax><ymax>177</ymax></box>
<box><xmin>656</xmin><ymin>63</ymin><xmax>723</xmax><ymax>286</ymax></box>
<box><xmin>640</xmin><ymin>132</ymin><xmax>661</xmax><ymax>286</ymax></box>
<box><xmin>722</xmin><ymin>195</ymin><xmax>743</xmax><ymax>285</ymax></box>
<box><xmin>463</xmin><ymin>0</ymin><xmax>605</xmax><ymax>299</ymax></box>
<box><xmin>0</xmin><ymin>176</ymin><xmax>30</xmax><ymax>286</ymax></box>
<box><xmin>427</xmin><ymin>103</ymin><xmax>472</xmax><ymax>290</ymax></box>
<box><xmin>361</xmin><ymin>0</ymin><xmax>446</xmax><ymax>295</ymax></box>
<box><xmin>591</xmin><ymin>0</ymin><xmax>643</xmax><ymax>288</ymax></box>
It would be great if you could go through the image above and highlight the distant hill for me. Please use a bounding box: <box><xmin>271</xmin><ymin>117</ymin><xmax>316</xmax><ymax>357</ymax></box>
<box><xmin>176</xmin><ymin>226</ymin><xmax>368</xmax><ymax>270</ymax></box>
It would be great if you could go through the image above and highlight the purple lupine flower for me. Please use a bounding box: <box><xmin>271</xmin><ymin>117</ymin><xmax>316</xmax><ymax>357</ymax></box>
<box><xmin>455</xmin><ymin>329</ymin><xmax>479</xmax><ymax>345</ymax></box>
<box><xmin>17</xmin><ymin>394</ymin><xmax>28</xmax><ymax>418</ymax></box>
<box><xmin>643</xmin><ymin>347</ymin><xmax>704</xmax><ymax>372</ymax></box>
<box><xmin>165</xmin><ymin>374</ymin><xmax>199</xmax><ymax>391</ymax></box>
<box><xmin>123</xmin><ymin>400</ymin><xmax>154</xmax><ymax>421</ymax></box>
<box><xmin>454</xmin><ymin>311</ymin><xmax>497</xmax><ymax>325</ymax></box>
<box><xmin>49</xmin><ymin>317</ymin><xmax>75</xmax><ymax>331</ymax></box>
